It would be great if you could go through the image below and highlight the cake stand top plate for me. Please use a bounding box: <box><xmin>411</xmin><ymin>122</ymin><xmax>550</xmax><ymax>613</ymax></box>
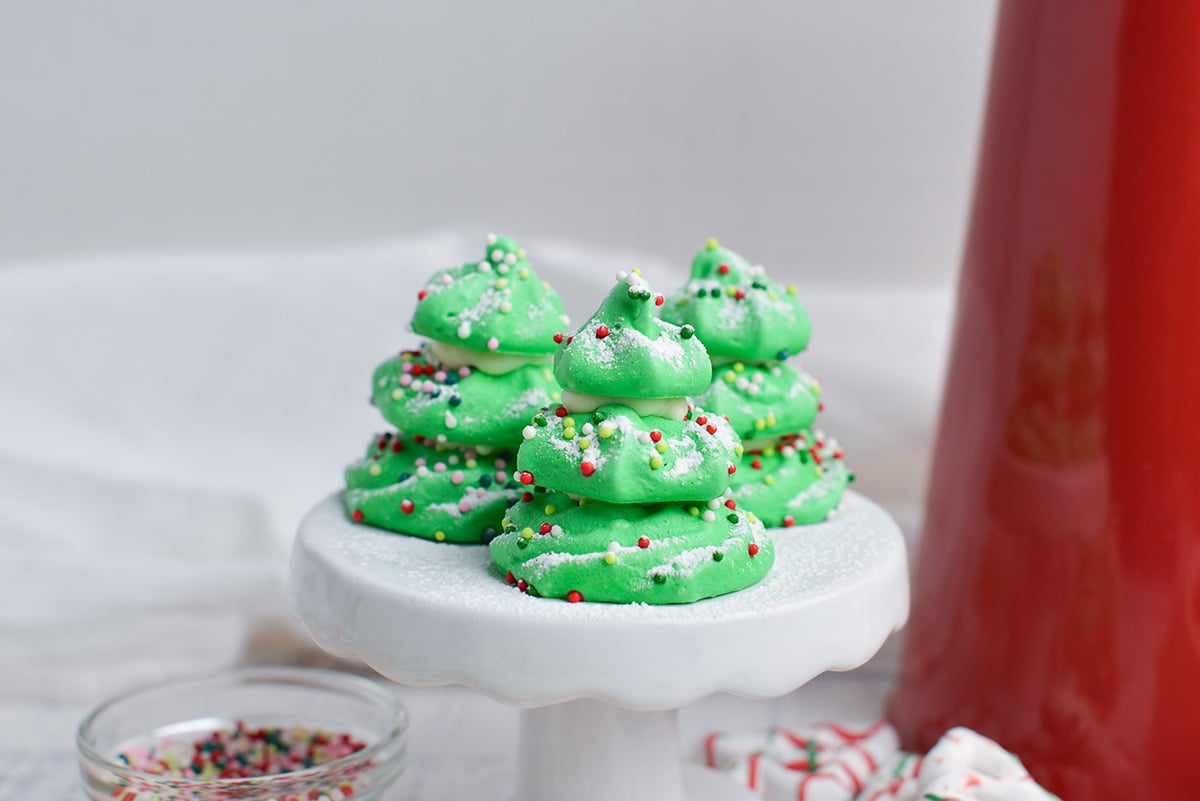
<box><xmin>290</xmin><ymin>490</ymin><xmax>909</xmax><ymax>711</ymax></box>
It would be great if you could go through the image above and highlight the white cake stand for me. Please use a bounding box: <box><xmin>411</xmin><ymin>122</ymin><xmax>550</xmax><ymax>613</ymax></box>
<box><xmin>290</xmin><ymin>491</ymin><xmax>909</xmax><ymax>801</ymax></box>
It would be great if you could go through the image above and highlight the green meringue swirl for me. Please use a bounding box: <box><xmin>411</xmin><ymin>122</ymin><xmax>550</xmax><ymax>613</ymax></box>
<box><xmin>516</xmin><ymin>403</ymin><xmax>742</xmax><ymax>505</ymax></box>
<box><xmin>697</xmin><ymin>361</ymin><xmax>820</xmax><ymax>443</ymax></box>
<box><xmin>554</xmin><ymin>271</ymin><xmax>711</xmax><ymax>399</ymax></box>
<box><xmin>412</xmin><ymin>234</ymin><xmax>569</xmax><ymax>356</ymax></box>
<box><xmin>661</xmin><ymin>240</ymin><xmax>811</xmax><ymax>362</ymax></box>
<box><xmin>372</xmin><ymin>347</ymin><xmax>560</xmax><ymax>449</ymax></box>
<box><xmin>489</xmin><ymin>491</ymin><xmax>773</xmax><ymax>604</ymax></box>
<box><xmin>728</xmin><ymin>432</ymin><xmax>851</xmax><ymax>527</ymax></box>
<box><xmin>344</xmin><ymin>432</ymin><xmax>518</xmax><ymax>543</ymax></box>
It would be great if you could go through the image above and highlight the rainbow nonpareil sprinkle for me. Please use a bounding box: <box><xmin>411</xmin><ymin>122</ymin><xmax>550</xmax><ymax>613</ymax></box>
<box><xmin>116</xmin><ymin>721</ymin><xmax>367</xmax><ymax>780</ymax></box>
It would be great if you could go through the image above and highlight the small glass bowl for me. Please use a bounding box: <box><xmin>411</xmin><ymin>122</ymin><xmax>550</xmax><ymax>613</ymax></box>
<box><xmin>77</xmin><ymin>667</ymin><xmax>407</xmax><ymax>801</ymax></box>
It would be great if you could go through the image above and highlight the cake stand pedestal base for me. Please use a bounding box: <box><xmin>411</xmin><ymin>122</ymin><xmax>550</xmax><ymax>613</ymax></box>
<box><xmin>517</xmin><ymin>700</ymin><xmax>755</xmax><ymax>801</ymax></box>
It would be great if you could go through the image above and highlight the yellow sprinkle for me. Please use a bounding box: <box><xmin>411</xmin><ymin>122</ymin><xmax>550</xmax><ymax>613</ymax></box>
<box><xmin>631</xmin><ymin>268</ymin><xmax>642</xmax><ymax>275</ymax></box>
<box><xmin>545</xmin><ymin>504</ymin><xmax>557</xmax><ymax>515</ymax></box>
<box><xmin>723</xmin><ymin>371</ymin><xmax>736</xmax><ymax>384</ymax></box>
<box><xmin>765</xmin><ymin>414</ymin><xmax>777</xmax><ymax>427</ymax></box>
<box><xmin>813</xmin><ymin>384</ymin><xmax>822</xmax><ymax>396</ymax></box>
<box><xmin>466</xmin><ymin>459</ymin><xmax>478</xmax><ymax>469</ymax></box>
<box><xmin>688</xmin><ymin>506</ymin><xmax>700</xmax><ymax>516</ymax></box>
<box><xmin>434</xmin><ymin>531</ymin><xmax>447</xmax><ymax>542</ymax></box>
<box><xmin>767</xmin><ymin>290</ymin><xmax>778</xmax><ymax>301</ymax></box>
<box><xmin>392</xmin><ymin>389</ymin><xmax>403</xmax><ymax>400</ymax></box>
<box><xmin>764</xmin><ymin>475</ymin><xmax>776</xmax><ymax>486</ymax></box>
<box><xmin>518</xmin><ymin>249</ymin><xmax>527</xmax><ymax>258</ymax></box>
<box><xmin>649</xmin><ymin>455</ymin><xmax>664</xmax><ymax>469</ymax></box>
<box><xmin>787</xmin><ymin>285</ymin><xmax>797</xmax><ymax>296</ymax></box>
<box><xmin>495</xmin><ymin>278</ymin><xmax>509</xmax><ymax>289</ymax></box>
<box><xmin>579</xmin><ymin>497</ymin><xmax>590</xmax><ymax>506</ymax></box>
<box><xmin>598</xmin><ymin>422</ymin><xmax>616</xmax><ymax>438</ymax></box>
<box><xmin>754</xmin><ymin>419</ymin><xmax>766</xmax><ymax>431</ymax></box>
<box><xmin>734</xmin><ymin>444</ymin><xmax>744</xmax><ymax>456</ymax></box>
<box><xmin>725</xmin><ymin>286</ymin><xmax>737</xmax><ymax>297</ymax></box>
<box><xmin>563</xmin><ymin>427</ymin><xmax>577</xmax><ymax>440</ymax></box>
<box><xmin>563</xmin><ymin>417</ymin><xmax>576</xmax><ymax>428</ymax></box>
<box><xmin>706</xmin><ymin>237</ymin><xmax>720</xmax><ymax>251</ymax></box>
<box><xmin>604</xmin><ymin>553</ymin><xmax>617</xmax><ymax>565</ymax></box>
<box><xmin>764</xmin><ymin>445</ymin><xmax>777</xmax><ymax>457</ymax></box>
<box><xmin>518</xmin><ymin>268</ymin><xmax>530</xmax><ymax>280</ymax></box>
<box><xmin>369</xmin><ymin>463</ymin><xmax>382</xmax><ymax>476</ymax></box>
<box><xmin>655</xmin><ymin>441</ymin><xmax>668</xmax><ymax>454</ymax></box>
<box><xmin>747</xmin><ymin>512</ymin><xmax>758</xmax><ymax>523</ymax></box>
<box><xmin>733</xmin><ymin>362</ymin><xmax>745</xmax><ymax>373</ymax></box>
<box><xmin>815</xmin><ymin>467</ymin><xmax>824</xmax><ymax>477</ymax></box>
<box><xmin>501</xmin><ymin>517</ymin><xmax>511</xmax><ymax>528</ymax></box>
<box><xmin>577</xmin><ymin>437</ymin><xmax>591</xmax><ymax>451</ymax></box>
<box><xmin>521</xmin><ymin>527</ymin><xmax>534</xmax><ymax>539</ymax></box>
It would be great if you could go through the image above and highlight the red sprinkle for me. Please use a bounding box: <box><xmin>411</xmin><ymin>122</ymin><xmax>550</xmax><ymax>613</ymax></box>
<box><xmin>649</xmin><ymin>430</ymin><xmax>663</xmax><ymax>443</ymax></box>
<box><xmin>400</xmin><ymin>499</ymin><xmax>415</xmax><ymax>514</ymax></box>
<box><xmin>782</xmin><ymin>515</ymin><xmax>796</xmax><ymax>528</ymax></box>
<box><xmin>580</xmin><ymin>461</ymin><xmax>596</xmax><ymax>477</ymax></box>
<box><xmin>567</xmin><ymin>590</ymin><xmax>584</xmax><ymax>603</ymax></box>
<box><xmin>718</xmin><ymin>264</ymin><xmax>730</xmax><ymax>275</ymax></box>
<box><xmin>567</xmin><ymin>335</ymin><xmax>574</xmax><ymax>344</ymax></box>
<box><xmin>505</xmin><ymin>571</ymin><xmax>517</xmax><ymax>585</ymax></box>
<box><xmin>748</xmin><ymin>543</ymin><xmax>760</xmax><ymax>557</ymax></box>
<box><xmin>517</xmin><ymin>580</ymin><xmax>529</xmax><ymax>592</ymax></box>
<box><xmin>735</xmin><ymin>289</ymin><xmax>746</xmax><ymax>300</ymax></box>
<box><xmin>638</xmin><ymin>536</ymin><xmax>650</xmax><ymax>549</ymax></box>
<box><xmin>539</xmin><ymin>522</ymin><xmax>552</xmax><ymax>534</ymax></box>
<box><xmin>521</xmin><ymin>491</ymin><xmax>534</xmax><ymax>502</ymax></box>
<box><xmin>596</xmin><ymin>325</ymin><xmax>610</xmax><ymax>339</ymax></box>
<box><xmin>728</xmin><ymin>464</ymin><xmax>737</xmax><ymax>475</ymax></box>
<box><xmin>751</xmin><ymin>459</ymin><xmax>763</xmax><ymax>470</ymax></box>
<box><xmin>519</xmin><ymin>471</ymin><xmax>535</xmax><ymax>485</ymax></box>
<box><xmin>706</xmin><ymin>424</ymin><xmax>717</xmax><ymax>435</ymax></box>
<box><xmin>391</xmin><ymin>440</ymin><xmax>404</xmax><ymax>453</ymax></box>
<box><xmin>655</xmin><ymin>294</ymin><xmax>664</xmax><ymax>306</ymax></box>
<box><xmin>725</xmin><ymin>499</ymin><xmax>737</xmax><ymax>510</ymax></box>
<box><xmin>418</xmin><ymin>289</ymin><xmax>428</xmax><ymax>300</ymax></box>
<box><xmin>553</xmin><ymin>332</ymin><xmax>564</xmax><ymax>344</ymax></box>
<box><xmin>351</xmin><ymin>509</ymin><xmax>364</xmax><ymax>522</ymax></box>
<box><xmin>695</xmin><ymin>416</ymin><xmax>708</xmax><ymax>426</ymax></box>
<box><xmin>555</xmin><ymin>406</ymin><xmax>568</xmax><ymax>417</ymax></box>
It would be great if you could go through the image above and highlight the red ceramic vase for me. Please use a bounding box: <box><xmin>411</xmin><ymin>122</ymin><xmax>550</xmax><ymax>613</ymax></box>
<box><xmin>889</xmin><ymin>1</ymin><xmax>1200</xmax><ymax>798</ymax></box>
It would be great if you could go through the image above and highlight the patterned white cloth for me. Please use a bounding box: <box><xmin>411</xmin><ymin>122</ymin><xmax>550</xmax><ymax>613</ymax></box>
<box><xmin>703</xmin><ymin>724</ymin><xmax>1060</xmax><ymax>801</ymax></box>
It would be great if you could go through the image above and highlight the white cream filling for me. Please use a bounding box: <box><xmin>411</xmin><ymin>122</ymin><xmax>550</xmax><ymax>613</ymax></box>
<box><xmin>561</xmin><ymin>390</ymin><xmax>690</xmax><ymax>420</ymax></box>
<box><xmin>429</xmin><ymin>340</ymin><xmax>550</xmax><ymax>376</ymax></box>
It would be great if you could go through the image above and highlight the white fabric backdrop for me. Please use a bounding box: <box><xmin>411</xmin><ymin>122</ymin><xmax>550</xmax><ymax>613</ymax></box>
<box><xmin>0</xmin><ymin>232</ymin><xmax>952</xmax><ymax>703</ymax></box>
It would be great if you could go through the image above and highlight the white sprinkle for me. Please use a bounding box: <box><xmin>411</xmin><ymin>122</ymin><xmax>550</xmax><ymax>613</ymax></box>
<box><xmin>487</xmin><ymin>233</ymin><xmax>497</xmax><ymax>245</ymax></box>
<box><xmin>616</xmin><ymin>270</ymin><xmax>628</xmax><ymax>281</ymax></box>
<box><xmin>417</xmin><ymin>465</ymin><xmax>430</xmax><ymax>477</ymax></box>
<box><xmin>498</xmin><ymin>263</ymin><xmax>510</xmax><ymax>274</ymax></box>
<box><xmin>707</xmin><ymin>498</ymin><xmax>720</xmax><ymax>509</ymax></box>
<box><xmin>369</xmin><ymin>463</ymin><xmax>382</xmax><ymax>476</ymax></box>
<box><xmin>504</xmin><ymin>252</ymin><xmax>517</xmax><ymax>265</ymax></box>
<box><xmin>500</xmin><ymin>301</ymin><xmax>512</xmax><ymax>314</ymax></box>
<box><xmin>608</xmin><ymin>541</ymin><xmax>621</xmax><ymax>552</ymax></box>
<box><xmin>491</xmin><ymin>248</ymin><xmax>503</xmax><ymax>263</ymax></box>
<box><xmin>702</xmin><ymin>510</ymin><xmax>716</xmax><ymax>523</ymax></box>
<box><xmin>478</xmin><ymin>261</ymin><xmax>491</xmax><ymax>272</ymax></box>
<box><xmin>523</xmin><ymin>425</ymin><xmax>537</xmax><ymax>440</ymax></box>
<box><xmin>441</xmin><ymin>274</ymin><xmax>453</xmax><ymax>285</ymax></box>
<box><xmin>458</xmin><ymin>322</ymin><xmax>471</xmax><ymax>339</ymax></box>
<box><xmin>581</xmin><ymin>422</ymin><xmax>594</xmax><ymax>435</ymax></box>
<box><xmin>444</xmin><ymin>411</ymin><xmax>458</xmax><ymax>429</ymax></box>
<box><xmin>487</xmin><ymin>337</ymin><xmax>500</xmax><ymax>350</ymax></box>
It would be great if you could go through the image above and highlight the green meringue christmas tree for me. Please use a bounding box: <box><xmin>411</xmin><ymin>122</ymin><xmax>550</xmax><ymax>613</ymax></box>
<box><xmin>489</xmin><ymin>269</ymin><xmax>774</xmax><ymax>604</ymax></box>
<box><xmin>344</xmin><ymin>234</ymin><xmax>569</xmax><ymax>543</ymax></box>
<box><xmin>661</xmin><ymin>239</ymin><xmax>849</xmax><ymax>527</ymax></box>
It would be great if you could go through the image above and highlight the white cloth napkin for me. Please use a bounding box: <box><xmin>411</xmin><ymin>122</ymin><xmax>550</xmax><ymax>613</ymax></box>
<box><xmin>0</xmin><ymin>230</ymin><xmax>951</xmax><ymax>703</ymax></box>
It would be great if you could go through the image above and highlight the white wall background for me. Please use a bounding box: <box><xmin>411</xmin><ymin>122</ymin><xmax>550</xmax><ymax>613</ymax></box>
<box><xmin>0</xmin><ymin>1</ymin><xmax>995</xmax><ymax>283</ymax></box>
